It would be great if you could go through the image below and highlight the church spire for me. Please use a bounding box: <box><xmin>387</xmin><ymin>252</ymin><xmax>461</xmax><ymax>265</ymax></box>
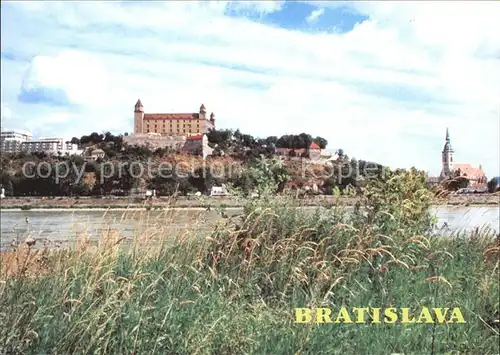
<box><xmin>441</xmin><ymin>127</ymin><xmax>454</xmax><ymax>179</ymax></box>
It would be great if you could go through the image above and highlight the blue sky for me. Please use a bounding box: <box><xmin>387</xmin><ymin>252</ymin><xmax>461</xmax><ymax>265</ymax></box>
<box><xmin>1</xmin><ymin>1</ymin><xmax>499</xmax><ymax>177</ymax></box>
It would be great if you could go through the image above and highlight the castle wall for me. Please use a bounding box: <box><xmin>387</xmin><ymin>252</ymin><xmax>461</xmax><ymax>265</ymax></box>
<box><xmin>123</xmin><ymin>134</ymin><xmax>187</xmax><ymax>151</ymax></box>
<box><xmin>123</xmin><ymin>133</ymin><xmax>213</xmax><ymax>158</ymax></box>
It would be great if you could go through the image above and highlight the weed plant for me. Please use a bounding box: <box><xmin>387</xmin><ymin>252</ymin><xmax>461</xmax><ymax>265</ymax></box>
<box><xmin>0</xmin><ymin>169</ymin><xmax>498</xmax><ymax>354</ymax></box>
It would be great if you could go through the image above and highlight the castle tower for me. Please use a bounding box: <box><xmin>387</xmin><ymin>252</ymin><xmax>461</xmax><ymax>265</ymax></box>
<box><xmin>199</xmin><ymin>104</ymin><xmax>206</xmax><ymax>120</ymax></box>
<box><xmin>134</xmin><ymin>99</ymin><xmax>144</xmax><ymax>135</ymax></box>
<box><xmin>440</xmin><ymin>127</ymin><xmax>454</xmax><ymax>178</ymax></box>
<box><xmin>209</xmin><ymin>112</ymin><xmax>215</xmax><ymax>125</ymax></box>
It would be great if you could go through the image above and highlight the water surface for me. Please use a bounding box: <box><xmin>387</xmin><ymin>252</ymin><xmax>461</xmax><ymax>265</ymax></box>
<box><xmin>1</xmin><ymin>206</ymin><xmax>498</xmax><ymax>250</ymax></box>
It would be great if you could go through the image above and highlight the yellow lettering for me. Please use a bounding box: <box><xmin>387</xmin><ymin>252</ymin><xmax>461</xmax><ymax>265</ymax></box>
<box><xmin>370</xmin><ymin>308</ymin><xmax>381</xmax><ymax>324</ymax></box>
<box><xmin>432</xmin><ymin>308</ymin><xmax>449</xmax><ymax>324</ymax></box>
<box><xmin>447</xmin><ymin>308</ymin><xmax>466</xmax><ymax>324</ymax></box>
<box><xmin>334</xmin><ymin>307</ymin><xmax>353</xmax><ymax>324</ymax></box>
<box><xmin>417</xmin><ymin>307</ymin><xmax>435</xmax><ymax>324</ymax></box>
<box><xmin>316</xmin><ymin>308</ymin><xmax>333</xmax><ymax>323</ymax></box>
<box><xmin>352</xmin><ymin>307</ymin><xmax>370</xmax><ymax>323</ymax></box>
<box><xmin>295</xmin><ymin>308</ymin><xmax>312</xmax><ymax>323</ymax></box>
<box><xmin>384</xmin><ymin>308</ymin><xmax>398</xmax><ymax>323</ymax></box>
<box><xmin>401</xmin><ymin>308</ymin><xmax>416</xmax><ymax>324</ymax></box>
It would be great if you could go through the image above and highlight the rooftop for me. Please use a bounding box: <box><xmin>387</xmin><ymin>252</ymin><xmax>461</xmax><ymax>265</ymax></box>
<box><xmin>144</xmin><ymin>113</ymin><xmax>200</xmax><ymax>120</ymax></box>
<box><xmin>453</xmin><ymin>163</ymin><xmax>486</xmax><ymax>178</ymax></box>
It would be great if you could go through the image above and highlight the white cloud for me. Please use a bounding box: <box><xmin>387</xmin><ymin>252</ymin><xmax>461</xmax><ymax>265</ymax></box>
<box><xmin>306</xmin><ymin>8</ymin><xmax>325</xmax><ymax>24</ymax></box>
<box><xmin>20</xmin><ymin>51</ymin><xmax>110</xmax><ymax>106</ymax></box>
<box><xmin>1</xmin><ymin>103</ymin><xmax>12</xmax><ymax>121</ymax></box>
<box><xmin>1</xmin><ymin>1</ymin><xmax>500</xmax><ymax>178</ymax></box>
<box><xmin>229</xmin><ymin>1</ymin><xmax>284</xmax><ymax>15</ymax></box>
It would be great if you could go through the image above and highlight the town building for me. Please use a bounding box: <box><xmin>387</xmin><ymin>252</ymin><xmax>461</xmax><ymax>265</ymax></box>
<box><xmin>133</xmin><ymin>99</ymin><xmax>215</xmax><ymax>136</ymax></box>
<box><xmin>84</xmin><ymin>148</ymin><xmax>106</xmax><ymax>161</ymax></box>
<box><xmin>275</xmin><ymin>142</ymin><xmax>322</xmax><ymax>161</ymax></box>
<box><xmin>21</xmin><ymin>137</ymin><xmax>83</xmax><ymax>155</ymax></box>
<box><xmin>1</xmin><ymin>129</ymin><xmax>33</xmax><ymax>153</ymax></box>
<box><xmin>439</xmin><ymin>128</ymin><xmax>487</xmax><ymax>188</ymax></box>
<box><xmin>181</xmin><ymin>134</ymin><xmax>213</xmax><ymax>159</ymax></box>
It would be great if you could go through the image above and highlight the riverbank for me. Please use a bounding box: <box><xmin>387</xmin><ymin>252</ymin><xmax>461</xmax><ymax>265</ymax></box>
<box><xmin>0</xmin><ymin>193</ymin><xmax>498</xmax><ymax>210</ymax></box>
<box><xmin>0</xmin><ymin>195</ymin><xmax>353</xmax><ymax>210</ymax></box>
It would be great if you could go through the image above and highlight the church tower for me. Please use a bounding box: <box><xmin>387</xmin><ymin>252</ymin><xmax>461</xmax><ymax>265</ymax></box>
<box><xmin>134</xmin><ymin>99</ymin><xmax>144</xmax><ymax>135</ymax></box>
<box><xmin>440</xmin><ymin>128</ymin><xmax>454</xmax><ymax>178</ymax></box>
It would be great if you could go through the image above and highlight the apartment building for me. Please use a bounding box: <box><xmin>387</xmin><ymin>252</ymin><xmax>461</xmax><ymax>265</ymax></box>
<box><xmin>1</xmin><ymin>129</ymin><xmax>33</xmax><ymax>153</ymax></box>
<box><xmin>21</xmin><ymin>137</ymin><xmax>83</xmax><ymax>155</ymax></box>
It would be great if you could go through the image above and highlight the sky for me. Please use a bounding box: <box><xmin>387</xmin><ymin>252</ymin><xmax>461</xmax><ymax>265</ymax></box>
<box><xmin>1</xmin><ymin>1</ymin><xmax>499</xmax><ymax>178</ymax></box>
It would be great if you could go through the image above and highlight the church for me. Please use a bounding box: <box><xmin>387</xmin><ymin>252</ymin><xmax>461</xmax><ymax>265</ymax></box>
<box><xmin>440</xmin><ymin>128</ymin><xmax>487</xmax><ymax>188</ymax></box>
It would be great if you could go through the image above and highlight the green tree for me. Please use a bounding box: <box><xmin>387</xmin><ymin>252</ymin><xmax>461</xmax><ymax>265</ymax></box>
<box><xmin>313</xmin><ymin>136</ymin><xmax>328</xmax><ymax>149</ymax></box>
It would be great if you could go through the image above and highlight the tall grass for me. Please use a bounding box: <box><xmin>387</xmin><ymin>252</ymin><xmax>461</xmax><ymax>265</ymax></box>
<box><xmin>1</xmin><ymin>170</ymin><xmax>499</xmax><ymax>354</ymax></box>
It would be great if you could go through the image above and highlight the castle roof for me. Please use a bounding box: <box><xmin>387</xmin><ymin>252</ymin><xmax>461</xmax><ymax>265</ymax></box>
<box><xmin>144</xmin><ymin>113</ymin><xmax>200</xmax><ymax>120</ymax></box>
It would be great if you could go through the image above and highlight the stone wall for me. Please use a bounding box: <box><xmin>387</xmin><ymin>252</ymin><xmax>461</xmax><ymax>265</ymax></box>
<box><xmin>123</xmin><ymin>134</ymin><xmax>187</xmax><ymax>151</ymax></box>
<box><xmin>123</xmin><ymin>133</ymin><xmax>213</xmax><ymax>159</ymax></box>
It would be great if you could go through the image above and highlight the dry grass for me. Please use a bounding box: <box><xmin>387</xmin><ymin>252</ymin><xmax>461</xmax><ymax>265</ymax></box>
<box><xmin>0</xmin><ymin>170</ymin><xmax>499</xmax><ymax>354</ymax></box>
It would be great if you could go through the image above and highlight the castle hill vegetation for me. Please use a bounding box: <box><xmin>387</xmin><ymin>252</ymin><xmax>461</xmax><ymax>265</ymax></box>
<box><xmin>0</xmin><ymin>129</ymin><xmax>386</xmax><ymax>199</ymax></box>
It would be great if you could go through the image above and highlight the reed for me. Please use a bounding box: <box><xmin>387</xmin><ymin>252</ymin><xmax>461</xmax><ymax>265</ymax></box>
<box><xmin>0</xmin><ymin>170</ymin><xmax>498</xmax><ymax>354</ymax></box>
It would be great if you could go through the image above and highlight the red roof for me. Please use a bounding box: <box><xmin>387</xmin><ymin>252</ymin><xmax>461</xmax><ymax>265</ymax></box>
<box><xmin>144</xmin><ymin>113</ymin><xmax>199</xmax><ymax>120</ymax></box>
<box><xmin>310</xmin><ymin>142</ymin><xmax>320</xmax><ymax>149</ymax></box>
<box><xmin>453</xmin><ymin>163</ymin><xmax>486</xmax><ymax>179</ymax></box>
<box><xmin>471</xmin><ymin>183</ymin><xmax>487</xmax><ymax>189</ymax></box>
<box><xmin>186</xmin><ymin>134</ymin><xmax>203</xmax><ymax>141</ymax></box>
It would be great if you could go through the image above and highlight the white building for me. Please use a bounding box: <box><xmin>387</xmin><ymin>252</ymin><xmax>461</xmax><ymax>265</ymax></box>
<box><xmin>0</xmin><ymin>129</ymin><xmax>33</xmax><ymax>153</ymax></box>
<box><xmin>83</xmin><ymin>147</ymin><xmax>106</xmax><ymax>161</ymax></box>
<box><xmin>21</xmin><ymin>137</ymin><xmax>83</xmax><ymax>156</ymax></box>
<box><xmin>210</xmin><ymin>185</ymin><xmax>229</xmax><ymax>196</ymax></box>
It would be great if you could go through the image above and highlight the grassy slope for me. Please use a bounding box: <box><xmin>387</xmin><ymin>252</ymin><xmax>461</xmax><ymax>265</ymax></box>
<box><xmin>1</xmin><ymin>172</ymin><xmax>499</xmax><ymax>354</ymax></box>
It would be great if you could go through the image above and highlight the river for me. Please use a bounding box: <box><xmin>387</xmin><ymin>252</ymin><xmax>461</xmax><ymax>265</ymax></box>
<box><xmin>0</xmin><ymin>206</ymin><xmax>498</xmax><ymax>251</ymax></box>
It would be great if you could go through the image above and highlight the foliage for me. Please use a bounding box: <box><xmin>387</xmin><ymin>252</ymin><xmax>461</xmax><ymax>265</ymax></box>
<box><xmin>1</xmin><ymin>173</ymin><xmax>498</xmax><ymax>354</ymax></box>
<box><xmin>230</xmin><ymin>156</ymin><xmax>289</xmax><ymax>196</ymax></box>
<box><xmin>0</xmin><ymin>128</ymin><xmax>390</xmax><ymax>197</ymax></box>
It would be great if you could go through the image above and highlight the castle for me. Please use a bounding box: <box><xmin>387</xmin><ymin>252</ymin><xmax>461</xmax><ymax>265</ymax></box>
<box><xmin>133</xmin><ymin>99</ymin><xmax>215</xmax><ymax>136</ymax></box>
<box><xmin>123</xmin><ymin>99</ymin><xmax>214</xmax><ymax>158</ymax></box>
<box><xmin>440</xmin><ymin>128</ymin><xmax>487</xmax><ymax>188</ymax></box>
